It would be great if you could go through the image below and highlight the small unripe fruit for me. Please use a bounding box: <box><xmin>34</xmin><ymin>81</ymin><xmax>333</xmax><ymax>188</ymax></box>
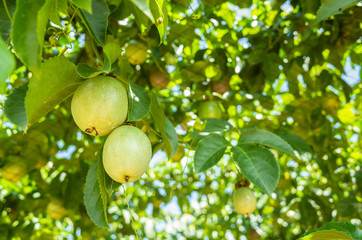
<box><xmin>103</xmin><ymin>126</ymin><xmax>152</xmax><ymax>183</ymax></box>
<box><xmin>233</xmin><ymin>187</ymin><xmax>257</xmax><ymax>215</ymax></box>
<box><xmin>198</xmin><ymin>102</ymin><xmax>222</xmax><ymax>119</ymax></box>
<box><xmin>211</xmin><ymin>77</ymin><xmax>230</xmax><ymax>95</ymax></box>
<box><xmin>125</xmin><ymin>40</ymin><xmax>148</xmax><ymax>65</ymax></box>
<box><xmin>165</xmin><ymin>53</ymin><xmax>176</xmax><ymax>66</ymax></box>
<box><xmin>71</xmin><ymin>76</ymin><xmax>128</xmax><ymax>136</ymax></box>
<box><xmin>0</xmin><ymin>162</ymin><xmax>27</xmax><ymax>182</ymax></box>
<box><xmin>322</xmin><ymin>93</ymin><xmax>339</xmax><ymax>114</ymax></box>
<box><xmin>150</xmin><ymin>69</ymin><xmax>170</xmax><ymax>89</ymax></box>
<box><xmin>46</xmin><ymin>199</ymin><xmax>66</xmax><ymax>219</ymax></box>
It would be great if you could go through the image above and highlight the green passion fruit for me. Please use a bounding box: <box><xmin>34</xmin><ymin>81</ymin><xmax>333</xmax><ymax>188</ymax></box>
<box><xmin>103</xmin><ymin>125</ymin><xmax>152</xmax><ymax>183</ymax></box>
<box><xmin>233</xmin><ymin>187</ymin><xmax>257</xmax><ymax>215</ymax></box>
<box><xmin>71</xmin><ymin>76</ymin><xmax>128</xmax><ymax>136</ymax></box>
<box><xmin>125</xmin><ymin>40</ymin><xmax>148</xmax><ymax>65</ymax></box>
<box><xmin>150</xmin><ymin>69</ymin><xmax>170</xmax><ymax>89</ymax></box>
<box><xmin>198</xmin><ymin>101</ymin><xmax>222</xmax><ymax>119</ymax></box>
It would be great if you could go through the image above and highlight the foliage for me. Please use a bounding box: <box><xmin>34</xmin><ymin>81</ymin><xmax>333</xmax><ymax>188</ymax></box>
<box><xmin>0</xmin><ymin>0</ymin><xmax>361</xmax><ymax>239</ymax></box>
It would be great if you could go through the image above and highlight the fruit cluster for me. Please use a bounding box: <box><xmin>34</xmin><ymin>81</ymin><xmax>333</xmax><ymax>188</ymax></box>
<box><xmin>71</xmin><ymin>76</ymin><xmax>152</xmax><ymax>184</ymax></box>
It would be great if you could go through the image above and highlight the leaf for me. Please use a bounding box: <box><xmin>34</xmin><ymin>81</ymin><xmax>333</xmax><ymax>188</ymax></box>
<box><xmin>58</xmin><ymin>0</ymin><xmax>68</xmax><ymax>15</ymax></box>
<box><xmin>118</xmin><ymin>57</ymin><xmax>134</xmax><ymax>81</ymax></box>
<box><xmin>238</xmin><ymin>128</ymin><xmax>295</xmax><ymax>156</ymax></box>
<box><xmin>276</xmin><ymin>131</ymin><xmax>313</xmax><ymax>161</ymax></box>
<box><xmin>232</xmin><ymin>144</ymin><xmax>279</xmax><ymax>195</ymax></box>
<box><xmin>200</xmin><ymin>118</ymin><xmax>233</xmax><ymax>135</ymax></box>
<box><xmin>125</xmin><ymin>0</ymin><xmax>150</xmax><ymax>32</ymax></box>
<box><xmin>4</xmin><ymin>84</ymin><xmax>28</xmax><ymax>129</ymax></box>
<box><xmin>128</xmin><ymin>0</ymin><xmax>154</xmax><ymax>22</ymax></box>
<box><xmin>49</xmin><ymin>0</ymin><xmax>62</xmax><ymax>26</ymax></box>
<box><xmin>298</xmin><ymin>221</ymin><xmax>362</xmax><ymax>240</ymax></box>
<box><xmin>0</xmin><ymin>37</ymin><xmax>15</xmax><ymax>87</ymax></box>
<box><xmin>84</xmin><ymin>159</ymin><xmax>108</xmax><ymax>228</ymax></box>
<box><xmin>97</xmin><ymin>153</ymin><xmax>108</xmax><ymax>224</ymax></box>
<box><xmin>165</xmin><ymin>118</ymin><xmax>178</xmax><ymax>157</ymax></box>
<box><xmin>150</xmin><ymin>92</ymin><xmax>172</xmax><ymax>157</ymax></box>
<box><xmin>194</xmin><ymin>134</ymin><xmax>229</xmax><ymax>173</ymax></box>
<box><xmin>128</xmin><ymin>82</ymin><xmax>151</xmax><ymax>121</ymax></box>
<box><xmin>150</xmin><ymin>0</ymin><xmax>168</xmax><ymax>43</ymax></box>
<box><xmin>12</xmin><ymin>0</ymin><xmax>50</xmax><ymax>78</ymax></box>
<box><xmin>25</xmin><ymin>56</ymin><xmax>83</xmax><ymax>127</ymax></box>
<box><xmin>191</xmin><ymin>118</ymin><xmax>233</xmax><ymax>143</ymax></box>
<box><xmin>72</xmin><ymin>0</ymin><xmax>92</xmax><ymax>13</ymax></box>
<box><xmin>103</xmin><ymin>42</ymin><xmax>122</xmax><ymax>73</ymax></box>
<box><xmin>76</xmin><ymin>63</ymin><xmax>103</xmax><ymax>78</ymax></box>
<box><xmin>79</xmin><ymin>0</ymin><xmax>110</xmax><ymax>46</ymax></box>
<box><xmin>314</xmin><ymin>0</ymin><xmax>360</xmax><ymax>24</ymax></box>
<box><xmin>0</xmin><ymin>0</ymin><xmax>16</xmax><ymax>41</ymax></box>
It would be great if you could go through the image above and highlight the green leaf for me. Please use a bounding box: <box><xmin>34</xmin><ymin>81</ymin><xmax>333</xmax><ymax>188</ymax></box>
<box><xmin>76</xmin><ymin>63</ymin><xmax>103</xmax><ymax>78</ymax></box>
<box><xmin>128</xmin><ymin>0</ymin><xmax>154</xmax><ymax>22</ymax></box>
<box><xmin>194</xmin><ymin>134</ymin><xmax>229</xmax><ymax>173</ymax></box>
<box><xmin>128</xmin><ymin>81</ymin><xmax>151</xmax><ymax>121</ymax></box>
<box><xmin>97</xmin><ymin>153</ymin><xmax>108</xmax><ymax>224</ymax></box>
<box><xmin>79</xmin><ymin>0</ymin><xmax>110</xmax><ymax>46</ymax></box>
<box><xmin>12</xmin><ymin>0</ymin><xmax>50</xmax><ymax>78</ymax></box>
<box><xmin>0</xmin><ymin>0</ymin><xmax>16</xmax><ymax>41</ymax></box>
<box><xmin>0</xmin><ymin>38</ymin><xmax>15</xmax><ymax>87</ymax></box>
<box><xmin>276</xmin><ymin>131</ymin><xmax>313</xmax><ymax>161</ymax></box>
<box><xmin>125</xmin><ymin>0</ymin><xmax>150</xmax><ymax>32</ymax></box>
<box><xmin>58</xmin><ymin>0</ymin><xmax>68</xmax><ymax>15</ymax></box>
<box><xmin>150</xmin><ymin>92</ymin><xmax>172</xmax><ymax>157</ymax></box>
<box><xmin>299</xmin><ymin>221</ymin><xmax>362</xmax><ymax>240</ymax></box>
<box><xmin>232</xmin><ymin>144</ymin><xmax>279</xmax><ymax>195</ymax></box>
<box><xmin>25</xmin><ymin>56</ymin><xmax>83</xmax><ymax>128</ymax></box>
<box><xmin>150</xmin><ymin>0</ymin><xmax>168</xmax><ymax>43</ymax></box>
<box><xmin>238</xmin><ymin>128</ymin><xmax>295</xmax><ymax>156</ymax></box>
<box><xmin>118</xmin><ymin>57</ymin><xmax>134</xmax><ymax>81</ymax></box>
<box><xmin>49</xmin><ymin>0</ymin><xmax>62</xmax><ymax>26</ymax></box>
<box><xmin>103</xmin><ymin>42</ymin><xmax>122</xmax><ymax>73</ymax></box>
<box><xmin>314</xmin><ymin>0</ymin><xmax>360</xmax><ymax>24</ymax></box>
<box><xmin>72</xmin><ymin>0</ymin><xmax>92</xmax><ymax>13</ymax></box>
<box><xmin>191</xmin><ymin>118</ymin><xmax>233</xmax><ymax>143</ymax></box>
<box><xmin>165</xmin><ymin>118</ymin><xmax>178</xmax><ymax>157</ymax></box>
<box><xmin>4</xmin><ymin>83</ymin><xmax>28</xmax><ymax>129</ymax></box>
<box><xmin>84</xmin><ymin>158</ymin><xmax>108</xmax><ymax>228</ymax></box>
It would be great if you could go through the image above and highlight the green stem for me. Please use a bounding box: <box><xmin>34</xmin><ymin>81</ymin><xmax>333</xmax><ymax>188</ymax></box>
<box><xmin>2</xmin><ymin>0</ymin><xmax>12</xmax><ymax>23</ymax></box>
<box><xmin>58</xmin><ymin>46</ymin><xmax>69</xmax><ymax>56</ymax></box>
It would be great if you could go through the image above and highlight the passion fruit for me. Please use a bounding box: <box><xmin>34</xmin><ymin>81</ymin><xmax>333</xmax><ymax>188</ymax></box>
<box><xmin>46</xmin><ymin>199</ymin><xmax>66</xmax><ymax>219</ymax></box>
<box><xmin>71</xmin><ymin>76</ymin><xmax>128</xmax><ymax>136</ymax></box>
<box><xmin>150</xmin><ymin>69</ymin><xmax>170</xmax><ymax>89</ymax></box>
<box><xmin>233</xmin><ymin>187</ymin><xmax>257</xmax><ymax>215</ymax></box>
<box><xmin>211</xmin><ymin>77</ymin><xmax>230</xmax><ymax>95</ymax></box>
<box><xmin>125</xmin><ymin>40</ymin><xmax>148</xmax><ymax>65</ymax></box>
<box><xmin>198</xmin><ymin>101</ymin><xmax>222</xmax><ymax>119</ymax></box>
<box><xmin>103</xmin><ymin>125</ymin><xmax>152</xmax><ymax>183</ymax></box>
